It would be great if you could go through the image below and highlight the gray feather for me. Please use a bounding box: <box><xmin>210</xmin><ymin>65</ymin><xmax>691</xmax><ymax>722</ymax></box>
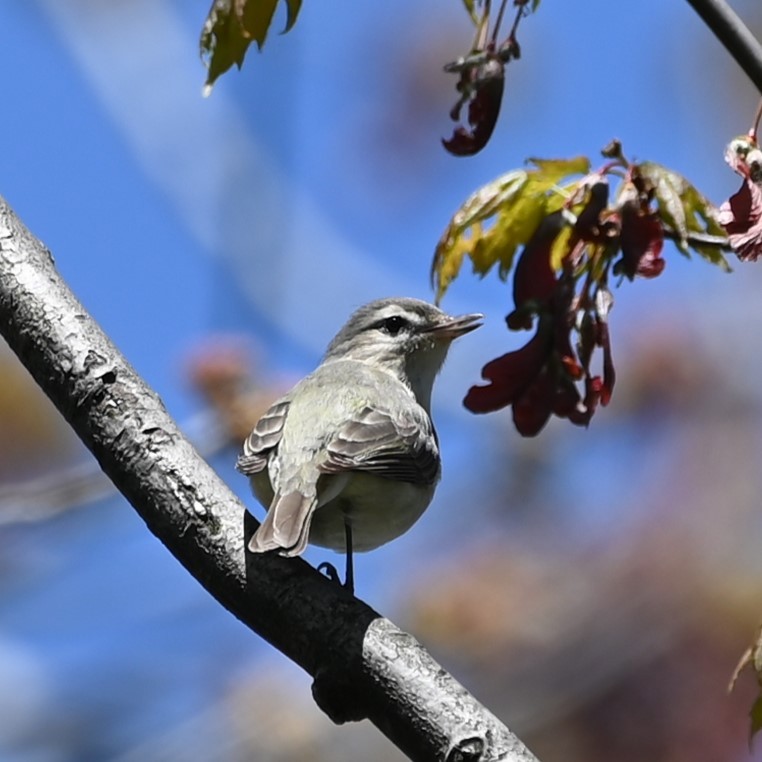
<box><xmin>236</xmin><ymin>399</ymin><xmax>290</xmax><ymax>475</ymax></box>
<box><xmin>248</xmin><ymin>490</ymin><xmax>317</xmax><ymax>556</ymax></box>
<box><xmin>321</xmin><ymin>404</ymin><xmax>440</xmax><ymax>485</ymax></box>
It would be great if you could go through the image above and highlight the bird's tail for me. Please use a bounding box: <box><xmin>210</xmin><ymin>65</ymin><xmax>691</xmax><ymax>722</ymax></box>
<box><xmin>248</xmin><ymin>490</ymin><xmax>317</xmax><ymax>557</ymax></box>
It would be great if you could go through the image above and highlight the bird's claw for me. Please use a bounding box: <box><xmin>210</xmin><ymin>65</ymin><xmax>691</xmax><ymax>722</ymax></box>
<box><xmin>317</xmin><ymin>561</ymin><xmax>342</xmax><ymax>585</ymax></box>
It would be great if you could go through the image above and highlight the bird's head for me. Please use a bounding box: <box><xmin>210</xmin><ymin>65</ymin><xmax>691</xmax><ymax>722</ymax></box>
<box><xmin>324</xmin><ymin>298</ymin><xmax>482</xmax><ymax>410</ymax></box>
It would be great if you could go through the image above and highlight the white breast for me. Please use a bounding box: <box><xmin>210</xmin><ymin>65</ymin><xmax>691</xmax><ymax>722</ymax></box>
<box><xmin>308</xmin><ymin>472</ymin><xmax>436</xmax><ymax>552</ymax></box>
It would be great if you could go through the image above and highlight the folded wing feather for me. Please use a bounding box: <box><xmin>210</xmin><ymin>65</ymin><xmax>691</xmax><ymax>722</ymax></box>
<box><xmin>321</xmin><ymin>405</ymin><xmax>440</xmax><ymax>485</ymax></box>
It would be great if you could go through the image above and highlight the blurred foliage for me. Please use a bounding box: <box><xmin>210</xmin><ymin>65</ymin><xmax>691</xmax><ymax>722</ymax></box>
<box><xmin>186</xmin><ymin>336</ymin><xmax>283</xmax><ymax>444</ymax></box>
<box><xmin>0</xmin><ymin>338</ymin><xmax>283</xmax><ymax>526</ymax></box>
<box><xmin>0</xmin><ymin>349</ymin><xmax>80</xmax><ymax>482</ymax></box>
<box><xmin>396</xmin><ymin>326</ymin><xmax>762</xmax><ymax>762</ymax></box>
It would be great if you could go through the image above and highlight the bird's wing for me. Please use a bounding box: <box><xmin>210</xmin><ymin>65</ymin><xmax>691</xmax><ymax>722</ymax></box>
<box><xmin>320</xmin><ymin>405</ymin><xmax>440</xmax><ymax>486</ymax></box>
<box><xmin>236</xmin><ymin>399</ymin><xmax>291</xmax><ymax>476</ymax></box>
<box><xmin>239</xmin><ymin>397</ymin><xmax>317</xmax><ymax>556</ymax></box>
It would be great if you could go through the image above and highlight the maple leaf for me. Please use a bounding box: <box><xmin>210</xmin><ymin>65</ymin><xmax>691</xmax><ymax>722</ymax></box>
<box><xmin>432</xmin><ymin>157</ymin><xmax>589</xmax><ymax>302</ymax></box>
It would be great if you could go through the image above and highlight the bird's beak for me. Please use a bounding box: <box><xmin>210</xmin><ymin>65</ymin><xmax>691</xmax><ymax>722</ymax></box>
<box><xmin>425</xmin><ymin>312</ymin><xmax>483</xmax><ymax>340</ymax></box>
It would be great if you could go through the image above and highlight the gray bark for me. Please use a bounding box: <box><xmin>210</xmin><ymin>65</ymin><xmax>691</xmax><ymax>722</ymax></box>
<box><xmin>0</xmin><ymin>196</ymin><xmax>539</xmax><ymax>762</ymax></box>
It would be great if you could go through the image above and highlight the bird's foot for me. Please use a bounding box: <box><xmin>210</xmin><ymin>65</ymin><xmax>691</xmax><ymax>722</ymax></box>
<box><xmin>317</xmin><ymin>561</ymin><xmax>342</xmax><ymax>585</ymax></box>
<box><xmin>317</xmin><ymin>561</ymin><xmax>353</xmax><ymax>594</ymax></box>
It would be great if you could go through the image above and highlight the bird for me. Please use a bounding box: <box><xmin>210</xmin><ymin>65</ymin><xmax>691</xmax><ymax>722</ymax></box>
<box><xmin>236</xmin><ymin>297</ymin><xmax>482</xmax><ymax>593</ymax></box>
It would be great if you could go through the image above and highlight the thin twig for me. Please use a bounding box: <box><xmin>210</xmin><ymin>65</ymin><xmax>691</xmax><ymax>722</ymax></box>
<box><xmin>685</xmin><ymin>0</ymin><xmax>762</xmax><ymax>95</ymax></box>
<box><xmin>506</xmin><ymin>1</ymin><xmax>529</xmax><ymax>43</ymax></box>
<box><xmin>751</xmin><ymin>98</ymin><xmax>762</xmax><ymax>141</ymax></box>
<box><xmin>491</xmin><ymin>0</ymin><xmax>511</xmax><ymax>45</ymax></box>
<box><xmin>663</xmin><ymin>228</ymin><xmax>731</xmax><ymax>250</ymax></box>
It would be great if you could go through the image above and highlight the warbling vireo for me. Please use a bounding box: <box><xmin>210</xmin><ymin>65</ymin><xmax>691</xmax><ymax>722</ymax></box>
<box><xmin>237</xmin><ymin>297</ymin><xmax>482</xmax><ymax>592</ymax></box>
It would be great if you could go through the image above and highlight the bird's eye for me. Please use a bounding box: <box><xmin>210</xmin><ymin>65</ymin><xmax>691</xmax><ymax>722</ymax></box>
<box><xmin>379</xmin><ymin>315</ymin><xmax>408</xmax><ymax>335</ymax></box>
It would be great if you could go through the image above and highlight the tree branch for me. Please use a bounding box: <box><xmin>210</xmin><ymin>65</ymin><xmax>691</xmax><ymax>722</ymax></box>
<box><xmin>686</xmin><ymin>0</ymin><xmax>762</xmax><ymax>94</ymax></box>
<box><xmin>0</xmin><ymin>196</ymin><xmax>539</xmax><ymax>762</ymax></box>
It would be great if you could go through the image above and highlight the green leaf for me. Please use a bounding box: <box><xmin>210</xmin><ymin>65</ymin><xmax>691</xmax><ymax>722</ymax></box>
<box><xmin>449</xmin><ymin>170</ymin><xmax>529</xmax><ymax>236</ymax></box>
<box><xmin>484</xmin><ymin>159</ymin><xmax>589</xmax><ymax>278</ymax></box>
<box><xmin>432</xmin><ymin>157</ymin><xmax>590</xmax><ymax>302</ymax></box>
<box><xmin>433</xmin><ymin>225</ymin><xmax>476</xmax><ymax>304</ymax></box>
<box><xmin>282</xmin><ymin>0</ymin><xmax>302</xmax><ymax>31</ymax></box>
<box><xmin>242</xmin><ymin>0</ymin><xmax>281</xmax><ymax>47</ymax></box>
<box><xmin>638</xmin><ymin>161</ymin><xmax>730</xmax><ymax>271</ymax></box>
<box><xmin>201</xmin><ymin>0</ymin><xmax>303</xmax><ymax>93</ymax></box>
<box><xmin>680</xmin><ymin>184</ymin><xmax>731</xmax><ymax>270</ymax></box>
<box><xmin>528</xmin><ymin>156</ymin><xmax>591</xmax><ymax>185</ymax></box>
<box><xmin>432</xmin><ymin>171</ymin><xmax>529</xmax><ymax>302</ymax></box>
<box><xmin>475</xmin><ymin>191</ymin><xmax>547</xmax><ymax>279</ymax></box>
<box><xmin>461</xmin><ymin>0</ymin><xmax>480</xmax><ymax>25</ymax></box>
<box><xmin>549</xmin><ymin>223</ymin><xmax>574</xmax><ymax>271</ymax></box>
<box><xmin>638</xmin><ymin>162</ymin><xmax>689</xmax><ymax>250</ymax></box>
